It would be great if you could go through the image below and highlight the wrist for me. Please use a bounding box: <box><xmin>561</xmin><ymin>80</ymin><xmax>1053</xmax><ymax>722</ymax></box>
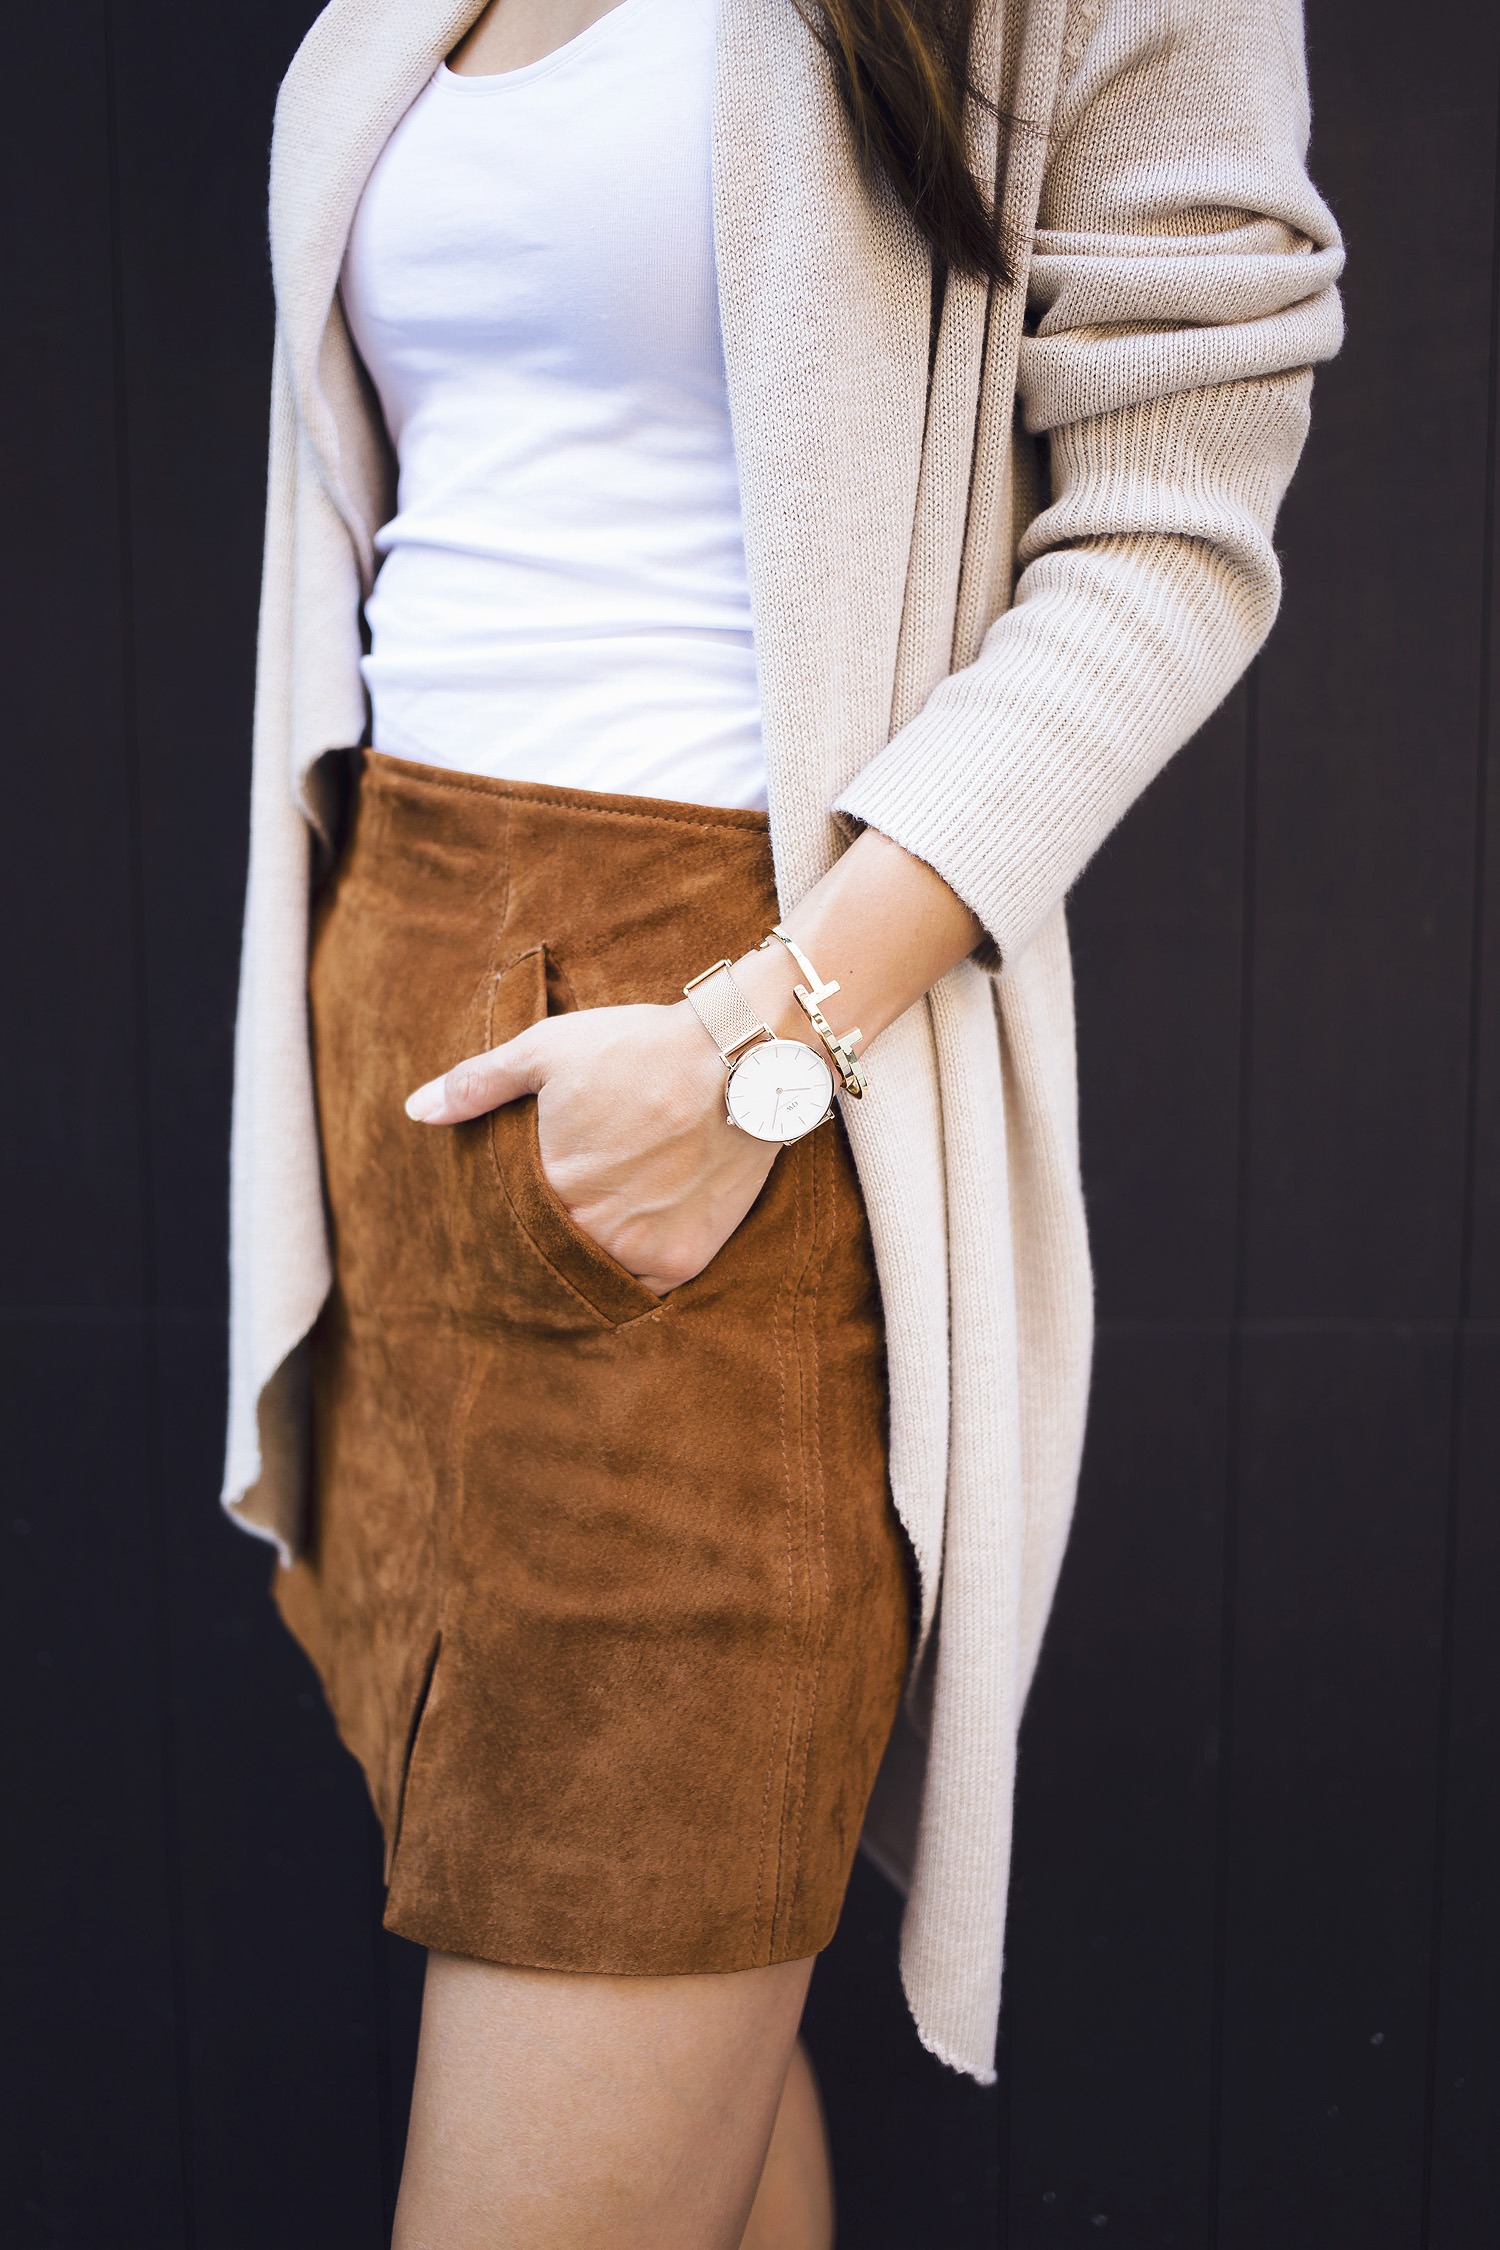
<box><xmin>730</xmin><ymin>934</ymin><xmax>869</xmax><ymax>1102</ymax></box>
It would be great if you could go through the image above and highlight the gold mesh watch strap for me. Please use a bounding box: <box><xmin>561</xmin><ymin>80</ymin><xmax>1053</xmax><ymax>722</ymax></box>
<box><xmin>682</xmin><ymin>960</ymin><xmax>771</xmax><ymax>1064</ymax></box>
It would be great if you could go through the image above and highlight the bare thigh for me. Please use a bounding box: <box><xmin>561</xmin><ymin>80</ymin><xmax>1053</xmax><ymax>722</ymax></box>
<box><xmin>392</xmin><ymin>1949</ymin><xmax>815</xmax><ymax>2249</ymax></box>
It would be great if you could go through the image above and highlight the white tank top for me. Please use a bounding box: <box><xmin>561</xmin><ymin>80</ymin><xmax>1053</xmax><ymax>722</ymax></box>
<box><xmin>340</xmin><ymin>0</ymin><xmax>766</xmax><ymax>809</ymax></box>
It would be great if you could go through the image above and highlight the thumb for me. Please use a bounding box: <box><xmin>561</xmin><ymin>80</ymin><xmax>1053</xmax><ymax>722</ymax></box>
<box><xmin>405</xmin><ymin>1028</ymin><xmax>545</xmax><ymax>1125</ymax></box>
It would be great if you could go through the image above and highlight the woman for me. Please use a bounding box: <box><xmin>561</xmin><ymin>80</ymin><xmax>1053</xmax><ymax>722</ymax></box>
<box><xmin>225</xmin><ymin>0</ymin><xmax>1342</xmax><ymax>2236</ymax></box>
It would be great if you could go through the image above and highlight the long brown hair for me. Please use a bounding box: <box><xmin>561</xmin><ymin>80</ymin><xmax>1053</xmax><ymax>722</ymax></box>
<box><xmin>800</xmin><ymin>0</ymin><xmax>1009</xmax><ymax>284</ymax></box>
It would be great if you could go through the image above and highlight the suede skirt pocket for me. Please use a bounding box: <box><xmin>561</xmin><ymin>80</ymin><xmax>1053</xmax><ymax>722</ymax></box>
<box><xmin>276</xmin><ymin>751</ymin><xmax>913</xmax><ymax>1977</ymax></box>
<box><xmin>486</xmin><ymin>945</ymin><xmax>664</xmax><ymax>1330</ymax></box>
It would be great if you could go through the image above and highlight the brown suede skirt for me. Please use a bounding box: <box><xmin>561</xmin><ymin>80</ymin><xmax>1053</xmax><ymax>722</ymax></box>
<box><xmin>275</xmin><ymin>750</ymin><xmax>912</xmax><ymax>1975</ymax></box>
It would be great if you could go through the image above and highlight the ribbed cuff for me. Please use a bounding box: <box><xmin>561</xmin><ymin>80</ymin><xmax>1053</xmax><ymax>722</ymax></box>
<box><xmin>835</xmin><ymin>377</ymin><xmax>1311</xmax><ymax>966</ymax></box>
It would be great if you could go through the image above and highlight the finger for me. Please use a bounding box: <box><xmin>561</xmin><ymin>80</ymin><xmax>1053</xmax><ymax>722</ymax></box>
<box><xmin>405</xmin><ymin>1030</ymin><xmax>544</xmax><ymax>1124</ymax></box>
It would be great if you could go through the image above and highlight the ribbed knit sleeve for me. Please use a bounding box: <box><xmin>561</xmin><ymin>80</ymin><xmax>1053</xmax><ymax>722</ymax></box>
<box><xmin>835</xmin><ymin>0</ymin><xmax>1344</xmax><ymax>965</ymax></box>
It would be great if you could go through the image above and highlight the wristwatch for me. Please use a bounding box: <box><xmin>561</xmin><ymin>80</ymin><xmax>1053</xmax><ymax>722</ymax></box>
<box><xmin>682</xmin><ymin>960</ymin><xmax>835</xmax><ymax>1145</ymax></box>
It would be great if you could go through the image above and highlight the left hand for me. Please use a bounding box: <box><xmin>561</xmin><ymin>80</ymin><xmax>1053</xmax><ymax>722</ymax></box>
<box><xmin>405</xmin><ymin>999</ymin><xmax>778</xmax><ymax>1294</ymax></box>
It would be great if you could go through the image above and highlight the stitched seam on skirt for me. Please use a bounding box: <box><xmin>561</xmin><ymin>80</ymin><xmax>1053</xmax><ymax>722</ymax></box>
<box><xmin>750</xmin><ymin>1189</ymin><xmax>800</xmax><ymax>1966</ymax></box>
<box><xmin>768</xmin><ymin>1135</ymin><xmax>837</xmax><ymax>1957</ymax></box>
<box><xmin>441</xmin><ymin>1343</ymin><xmax>487</xmax><ymax>1649</ymax></box>
<box><xmin>433</xmin><ymin>796</ymin><xmax>513</xmax><ymax>1649</ymax></box>
<box><xmin>773</xmin><ymin>1134</ymin><xmax>837</xmax><ymax>1957</ymax></box>
<box><xmin>756</xmin><ymin>1146</ymin><xmax>829</xmax><ymax>1962</ymax></box>
<box><xmin>366</xmin><ymin>761</ymin><xmax>768</xmax><ymax>833</ymax></box>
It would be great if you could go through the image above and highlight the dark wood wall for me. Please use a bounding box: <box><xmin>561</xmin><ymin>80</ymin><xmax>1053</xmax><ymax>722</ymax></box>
<box><xmin>3</xmin><ymin>1</ymin><xmax>1495</xmax><ymax>2243</ymax></box>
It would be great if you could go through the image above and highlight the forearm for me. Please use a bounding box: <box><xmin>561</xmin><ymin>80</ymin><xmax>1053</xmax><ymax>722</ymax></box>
<box><xmin>723</xmin><ymin>826</ymin><xmax>983</xmax><ymax>1061</ymax></box>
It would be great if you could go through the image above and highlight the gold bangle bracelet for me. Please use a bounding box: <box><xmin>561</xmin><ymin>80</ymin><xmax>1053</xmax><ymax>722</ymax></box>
<box><xmin>760</xmin><ymin>924</ymin><xmax>869</xmax><ymax>1098</ymax></box>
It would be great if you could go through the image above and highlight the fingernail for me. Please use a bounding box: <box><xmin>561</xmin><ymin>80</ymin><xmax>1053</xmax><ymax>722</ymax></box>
<box><xmin>405</xmin><ymin>1080</ymin><xmax>445</xmax><ymax>1123</ymax></box>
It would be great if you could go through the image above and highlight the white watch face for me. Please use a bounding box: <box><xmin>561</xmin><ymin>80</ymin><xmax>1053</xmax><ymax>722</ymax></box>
<box><xmin>725</xmin><ymin>1039</ymin><xmax>834</xmax><ymax>1144</ymax></box>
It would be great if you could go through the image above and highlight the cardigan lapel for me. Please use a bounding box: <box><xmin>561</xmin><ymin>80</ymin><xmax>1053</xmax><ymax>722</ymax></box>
<box><xmin>709</xmin><ymin>0</ymin><xmax>933</xmax><ymax>906</ymax></box>
<box><xmin>270</xmin><ymin>0</ymin><xmax>488</xmax><ymax>565</ymax></box>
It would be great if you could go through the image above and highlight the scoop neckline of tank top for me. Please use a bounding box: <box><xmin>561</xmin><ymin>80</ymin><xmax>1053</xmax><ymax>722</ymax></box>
<box><xmin>438</xmin><ymin>0</ymin><xmax>661</xmax><ymax>90</ymax></box>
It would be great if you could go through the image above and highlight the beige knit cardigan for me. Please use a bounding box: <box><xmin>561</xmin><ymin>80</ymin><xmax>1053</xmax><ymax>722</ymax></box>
<box><xmin>225</xmin><ymin>0</ymin><xmax>1343</xmax><ymax>2079</ymax></box>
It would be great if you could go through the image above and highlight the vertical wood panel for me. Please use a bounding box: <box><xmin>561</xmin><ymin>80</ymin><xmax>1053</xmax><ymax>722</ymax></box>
<box><xmin>1006</xmin><ymin>1330</ymin><xmax>1230</xmax><ymax>2246</ymax></box>
<box><xmin>1248</xmin><ymin>0</ymin><xmax>1499</xmax><ymax>1317</ymax></box>
<box><xmin>1426</xmin><ymin>1328</ymin><xmax>1500</xmax><ymax>2241</ymax></box>
<box><xmin>108</xmin><ymin>0</ymin><xmax>315</xmax><ymax>1314</ymax></box>
<box><xmin>1463</xmin><ymin>113</ymin><xmax>1500</xmax><ymax>1319</ymax></box>
<box><xmin>1215</xmin><ymin>1331</ymin><xmax>1451</xmax><ymax>2247</ymax></box>
<box><xmin>1</xmin><ymin>1325</ymin><xmax>188</xmax><ymax>2247</ymax></box>
<box><xmin>0</xmin><ymin>0</ymin><xmax>141</xmax><ymax>1306</ymax></box>
<box><xmin>0</xmin><ymin>2</ymin><xmax>190</xmax><ymax>2241</ymax></box>
<box><xmin>1426</xmin><ymin>46</ymin><xmax>1500</xmax><ymax>2238</ymax></box>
